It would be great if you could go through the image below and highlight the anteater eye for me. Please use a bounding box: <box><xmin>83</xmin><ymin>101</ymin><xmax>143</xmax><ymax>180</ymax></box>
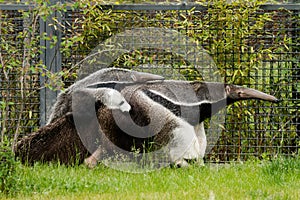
<box><xmin>119</xmin><ymin>100</ymin><xmax>125</xmax><ymax>106</ymax></box>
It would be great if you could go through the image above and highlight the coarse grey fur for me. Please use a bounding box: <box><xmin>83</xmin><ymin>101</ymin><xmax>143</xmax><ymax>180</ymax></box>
<box><xmin>47</xmin><ymin>68</ymin><xmax>164</xmax><ymax>124</ymax></box>
<box><xmin>124</xmin><ymin>88</ymin><xmax>203</xmax><ymax>167</ymax></box>
<box><xmin>88</xmin><ymin>80</ymin><xmax>279</xmax><ymax>166</ymax></box>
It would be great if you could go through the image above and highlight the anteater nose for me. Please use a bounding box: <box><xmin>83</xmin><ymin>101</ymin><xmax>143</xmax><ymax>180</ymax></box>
<box><xmin>273</xmin><ymin>98</ymin><xmax>281</xmax><ymax>103</ymax></box>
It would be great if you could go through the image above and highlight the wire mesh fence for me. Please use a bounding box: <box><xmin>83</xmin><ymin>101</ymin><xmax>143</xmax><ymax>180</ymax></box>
<box><xmin>0</xmin><ymin>3</ymin><xmax>299</xmax><ymax>162</ymax></box>
<box><xmin>0</xmin><ymin>8</ymin><xmax>41</xmax><ymax>141</ymax></box>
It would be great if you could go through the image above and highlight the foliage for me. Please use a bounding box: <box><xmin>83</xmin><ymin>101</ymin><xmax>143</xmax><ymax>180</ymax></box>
<box><xmin>0</xmin><ymin>138</ymin><xmax>19</xmax><ymax>196</ymax></box>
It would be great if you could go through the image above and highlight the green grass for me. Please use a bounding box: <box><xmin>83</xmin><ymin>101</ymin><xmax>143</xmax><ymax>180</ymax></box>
<box><xmin>2</xmin><ymin>158</ymin><xmax>299</xmax><ymax>200</ymax></box>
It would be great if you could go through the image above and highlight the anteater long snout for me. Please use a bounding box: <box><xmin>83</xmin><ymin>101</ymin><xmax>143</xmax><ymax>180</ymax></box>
<box><xmin>239</xmin><ymin>87</ymin><xmax>280</xmax><ymax>103</ymax></box>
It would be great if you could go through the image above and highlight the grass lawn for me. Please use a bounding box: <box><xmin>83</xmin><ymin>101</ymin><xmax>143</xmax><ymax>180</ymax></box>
<box><xmin>2</xmin><ymin>158</ymin><xmax>299</xmax><ymax>200</ymax></box>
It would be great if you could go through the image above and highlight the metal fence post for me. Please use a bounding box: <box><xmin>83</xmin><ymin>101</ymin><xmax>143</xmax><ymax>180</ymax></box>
<box><xmin>39</xmin><ymin>0</ymin><xmax>63</xmax><ymax>126</ymax></box>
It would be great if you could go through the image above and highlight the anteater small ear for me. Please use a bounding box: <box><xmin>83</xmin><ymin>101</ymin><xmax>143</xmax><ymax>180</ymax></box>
<box><xmin>225</xmin><ymin>85</ymin><xmax>231</xmax><ymax>95</ymax></box>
